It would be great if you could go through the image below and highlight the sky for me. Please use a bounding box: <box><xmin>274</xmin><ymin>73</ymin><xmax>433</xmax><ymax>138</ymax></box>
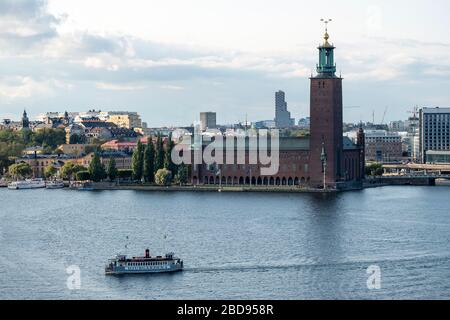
<box><xmin>0</xmin><ymin>0</ymin><xmax>449</xmax><ymax>127</ymax></box>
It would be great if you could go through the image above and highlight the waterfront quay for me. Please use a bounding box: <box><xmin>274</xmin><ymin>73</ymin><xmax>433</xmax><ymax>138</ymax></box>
<box><xmin>62</xmin><ymin>177</ymin><xmax>446</xmax><ymax>193</ymax></box>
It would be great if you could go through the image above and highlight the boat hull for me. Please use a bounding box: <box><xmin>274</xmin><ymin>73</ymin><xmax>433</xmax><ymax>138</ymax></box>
<box><xmin>105</xmin><ymin>264</ymin><xmax>183</xmax><ymax>275</ymax></box>
<box><xmin>46</xmin><ymin>182</ymin><xmax>65</xmax><ymax>189</ymax></box>
<box><xmin>105</xmin><ymin>268</ymin><xmax>183</xmax><ymax>276</ymax></box>
<box><xmin>105</xmin><ymin>263</ymin><xmax>183</xmax><ymax>275</ymax></box>
<box><xmin>8</xmin><ymin>183</ymin><xmax>46</xmax><ymax>190</ymax></box>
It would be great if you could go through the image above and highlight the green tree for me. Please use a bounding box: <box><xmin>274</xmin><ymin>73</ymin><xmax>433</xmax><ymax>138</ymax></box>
<box><xmin>106</xmin><ymin>157</ymin><xmax>118</xmax><ymax>181</ymax></box>
<box><xmin>164</xmin><ymin>133</ymin><xmax>177</xmax><ymax>175</ymax></box>
<box><xmin>76</xmin><ymin>171</ymin><xmax>91</xmax><ymax>181</ymax></box>
<box><xmin>131</xmin><ymin>139</ymin><xmax>144</xmax><ymax>181</ymax></box>
<box><xmin>32</xmin><ymin>128</ymin><xmax>66</xmax><ymax>149</ymax></box>
<box><xmin>0</xmin><ymin>129</ymin><xmax>26</xmax><ymax>173</ymax></box>
<box><xmin>174</xmin><ymin>163</ymin><xmax>189</xmax><ymax>185</ymax></box>
<box><xmin>44</xmin><ymin>165</ymin><xmax>57</xmax><ymax>179</ymax></box>
<box><xmin>89</xmin><ymin>152</ymin><xmax>106</xmax><ymax>182</ymax></box>
<box><xmin>21</xmin><ymin>129</ymin><xmax>33</xmax><ymax>144</ymax></box>
<box><xmin>365</xmin><ymin>163</ymin><xmax>383</xmax><ymax>176</ymax></box>
<box><xmin>154</xmin><ymin>133</ymin><xmax>164</xmax><ymax>171</ymax></box>
<box><xmin>155</xmin><ymin>168</ymin><xmax>172</xmax><ymax>186</ymax></box>
<box><xmin>8</xmin><ymin>163</ymin><xmax>32</xmax><ymax>178</ymax></box>
<box><xmin>143</xmin><ymin>138</ymin><xmax>155</xmax><ymax>183</ymax></box>
<box><xmin>118</xmin><ymin>169</ymin><xmax>133</xmax><ymax>180</ymax></box>
<box><xmin>61</xmin><ymin>162</ymin><xmax>87</xmax><ymax>181</ymax></box>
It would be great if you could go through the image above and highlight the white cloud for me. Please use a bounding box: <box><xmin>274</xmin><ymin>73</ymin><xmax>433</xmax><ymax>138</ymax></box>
<box><xmin>0</xmin><ymin>76</ymin><xmax>53</xmax><ymax>101</ymax></box>
<box><xmin>159</xmin><ymin>84</ymin><xmax>184</xmax><ymax>91</ymax></box>
<box><xmin>1</xmin><ymin>0</ymin><xmax>450</xmax><ymax>125</ymax></box>
<box><xmin>95</xmin><ymin>82</ymin><xmax>147</xmax><ymax>91</ymax></box>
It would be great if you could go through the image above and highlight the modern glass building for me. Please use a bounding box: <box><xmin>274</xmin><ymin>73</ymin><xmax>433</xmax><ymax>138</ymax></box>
<box><xmin>426</xmin><ymin>150</ymin><xmax>450</xmax><ymax>164</ymax></box>
<box><xmin>419</xmin><ymin>107</ymin><xmax>450</xmax><ymax>163</ymax></box>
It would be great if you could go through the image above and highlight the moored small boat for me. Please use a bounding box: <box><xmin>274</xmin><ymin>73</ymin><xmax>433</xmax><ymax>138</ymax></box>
<box><xmin>105</xmin><ymin>248</ymin><xmax>183</xmax><ymax>275</ymax></box>
<box><xmin>69</xmin><ymin>181</ymin><xmax>94</xmax><ymax>191</ymax></box>
<box><xmin>46</xmin><ymin>180</ymin><xmax>65</xmax><ymax>189</ymax></box>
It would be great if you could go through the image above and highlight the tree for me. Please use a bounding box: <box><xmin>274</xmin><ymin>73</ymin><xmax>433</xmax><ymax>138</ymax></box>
<box><xmin>131</xmin><ymin>139</ymin><xmax>144</xmax><ymax>181</ymax></box>
<box><xmin>365</xmin><ymin>163</ymin><xmax>383</xmax><ymax>176</ymax></box>
<box><xmin>0</xmin><ymin>129</ymin><xmax>26</xmax><ymax>173</ymax></box>
<box><xmin>164</xmin><ymin>133</ymin><xmax>177</xmax><ymax>175</ymax></box>
<box><xmin>61</xmin><ymin>162</ymin><xmax>87</xmax><ymax>181</ymax></box>
<box><xmin>32</xmin><ymin>128</ymin><xmax>66</xmax><ymax>149</ymax></box>
<box><xmin>76</xmin><ymin>171</ymin><xmax>91</xmax><ymax>181</ymax></box>
<box><xmin>107</xmin><ymin>157</ymin><xmax>118</xmax><ymax>181</ymax></box>
<box><xmin>118</xmin><ymin>169</ymin><xmax>133</xmax><ymax>180</ymax></box>
<box><xmin>175</xmin><ymin>163</ymin><xmax>189</xmax><ymax>185</ymax></box>
<box><xmin>155</xmin><ymin>168</ymin><xmax>172</xmax><ymax>186</ymax></box>
<box><xmin>44</xmin><ymin>165</ymin><xmax>57</xmax><ymax>179</ymax></box>
<box><xmin>143</xmin><ymin>138</ymin><xmax>155</xmax><ymax>183</ymax></box>
<box><xmin>21</xmin><ymin>129</ymin><xmax>33</xmax><ymax>144</ymax></box>
<box><xmin>154</xmin><ymin>133</ymin><xmax>164</xmax><ymax>172</ymax></box>
<box><xmin>8</xmin><ymin>163</ymin><xmax>32</xmax><ymax>178</ymax></box>
<box><xmin>89</xmin><ymin>152</ymin><xmax>106</xmax><ymax>182</ymax></box>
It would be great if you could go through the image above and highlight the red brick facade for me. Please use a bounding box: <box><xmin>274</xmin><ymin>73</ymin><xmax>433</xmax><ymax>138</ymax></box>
<box><xmin>309</xmin><ymin>77</ymin><xmax>344</xmax><ymax>187</ymax></box>
<box><xmin>188</xmin><ymin>33</ymin><xmax>365</xmax><ymax>189</ymax></box>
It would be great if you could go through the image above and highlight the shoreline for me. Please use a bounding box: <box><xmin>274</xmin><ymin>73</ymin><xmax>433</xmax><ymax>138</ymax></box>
<box><xmin>87</xmin><ymin>183</ymin><xmax>342</xmax><ymax>193</ymax></box>
<box><xmin>2</xmin><ymin>179</ymin><xmax>448</xmax><ymax>193</ymax></box>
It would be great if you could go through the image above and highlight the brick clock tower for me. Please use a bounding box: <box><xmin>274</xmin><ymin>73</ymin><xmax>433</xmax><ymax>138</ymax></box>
<box><xmin>309</xmin><ymin>23</ymin><xmax>343</xmax><ymax>188</ymax></box>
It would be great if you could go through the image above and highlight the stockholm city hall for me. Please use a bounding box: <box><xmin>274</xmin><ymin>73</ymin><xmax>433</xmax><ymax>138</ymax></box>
<box><xmin>190</xmin><ymin>25</ymin><xmax>365</xmax><ymax>189</ymax></box>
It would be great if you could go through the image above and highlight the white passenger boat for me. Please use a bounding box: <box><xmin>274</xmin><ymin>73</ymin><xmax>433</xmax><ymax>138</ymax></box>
<box><xmin>46</xmin><ymin>180</ymin><xmax>65</xmax><ymax>189</ymax></box>
<box><xmin>8</xmin><ymin>178</ymin><xmax>46</xmax><ymax>190</ymax></box>
<box><xmin>105</xmin><ymin>249</ymin><xmax>183</xmax><ymax>275</ymax></box>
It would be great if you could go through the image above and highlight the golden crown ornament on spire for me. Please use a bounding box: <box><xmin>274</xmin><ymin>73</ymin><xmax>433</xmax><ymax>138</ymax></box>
<box><xmin>320</xmin><ymin>18</ymin><xmax>332</xmax><ymax>47</ymax></box>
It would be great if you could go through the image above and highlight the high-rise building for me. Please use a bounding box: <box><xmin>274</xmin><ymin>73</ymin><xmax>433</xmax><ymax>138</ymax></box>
<box><xmin>274</xmin><ymin>91</ymin><xmax>295</xmax><ymax>128</ymax></box>
<box><xmin>419</xmin><ymin>107</ymin><xmax>450</xmax><ymax>163</ymax></box>
<box><xmin>200</xmin><ymin>112</ymin><xmax>217</xmax><ymax>131</ymax></box>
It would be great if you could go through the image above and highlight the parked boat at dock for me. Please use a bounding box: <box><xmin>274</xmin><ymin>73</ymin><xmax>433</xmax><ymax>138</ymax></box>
<box><xmin>46</xmin><ymin>180</ymin><xmax>65</xmax><ymax>189</ymax></box>
<box><xmin>69</xmin><ymin>181</ymin><xmax>94</xmax><ymax>191</ymax></box>
<box><xmin>8</xmin><ymin>178</ymin><xmax>46</xmax><ymax>190</ymax></box>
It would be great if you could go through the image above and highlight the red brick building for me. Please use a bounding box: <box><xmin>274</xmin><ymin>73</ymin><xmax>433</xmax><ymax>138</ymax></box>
<box><xmin>189</xmin><ymin>29</ymin><xmax>365</xmax><ymax>189</ymax></box>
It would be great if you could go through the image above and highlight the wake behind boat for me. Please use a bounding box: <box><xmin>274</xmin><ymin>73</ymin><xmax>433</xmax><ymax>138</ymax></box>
<box><xmin>105</xmin><ymin>248</ymin><xmax>183</xmax><ymax>275</ymax></box>
<box><xmin>8</xmin><ymin>178</ymin><xmax>46</xmax><ymax>190</ymax></box>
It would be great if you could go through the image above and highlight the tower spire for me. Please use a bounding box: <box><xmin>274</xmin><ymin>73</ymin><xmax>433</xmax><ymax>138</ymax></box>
<box><xmin>316</xmin><ymin>18</ymin><xmax>336</xmax><ymax>77</ymax></box>
<box><xmin>320</xmin><ymin>18</ymin><xmax>332</xmax><ymax>47</ymax></box>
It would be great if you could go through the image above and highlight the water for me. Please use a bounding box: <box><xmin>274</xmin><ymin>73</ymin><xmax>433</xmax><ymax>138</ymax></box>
<box><xmin>1</xmin><ymin>186</ymin><xmax>450</xmax><ymax>300</ymax></box>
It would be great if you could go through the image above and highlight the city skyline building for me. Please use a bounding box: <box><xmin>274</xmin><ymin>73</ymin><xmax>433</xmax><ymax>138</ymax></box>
<box><xmin>419</xmin><ymin>107</ymin><xmax>450</xmax><ymax>163</ymax></box>
<box><xmin>200</xmin><ymin>112</ymin><xmax>217</xmax><ymax>131</ymax></box>
<box><xmin>274</xmin><ymin>90</ymin><xmax>295</xmax><ymax>128</ymax></box>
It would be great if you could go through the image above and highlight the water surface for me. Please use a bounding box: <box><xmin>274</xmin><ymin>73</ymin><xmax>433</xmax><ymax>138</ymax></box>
<box><xmin>1</xmin><ymin>186</ymin><xmax>450</xmax><ymax>299</ymax></box>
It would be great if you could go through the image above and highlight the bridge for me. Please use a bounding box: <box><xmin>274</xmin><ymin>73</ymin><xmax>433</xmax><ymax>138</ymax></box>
<box><xmin>367</xmin><ymin>163</ymin><xmax>450</xmax><ymax>186</ymax></box>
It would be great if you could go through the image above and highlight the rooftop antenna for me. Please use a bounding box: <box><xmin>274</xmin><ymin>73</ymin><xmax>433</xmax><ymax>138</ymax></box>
<box><xmin>320</xmin><ymin>18</ymin><xmax>332</xmax><ymax>32</ymax></box>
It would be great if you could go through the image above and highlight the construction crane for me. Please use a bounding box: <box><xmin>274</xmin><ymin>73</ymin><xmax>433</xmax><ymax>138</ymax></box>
<box><xmin>380</xmin><ymin>106</ymin><xmax>388</xmax><ymax>125</ymax></box>
<box><xmin>407</xmin><ymin>105</ymin><xmax>419</xmax><ymax>119</ymax></box>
